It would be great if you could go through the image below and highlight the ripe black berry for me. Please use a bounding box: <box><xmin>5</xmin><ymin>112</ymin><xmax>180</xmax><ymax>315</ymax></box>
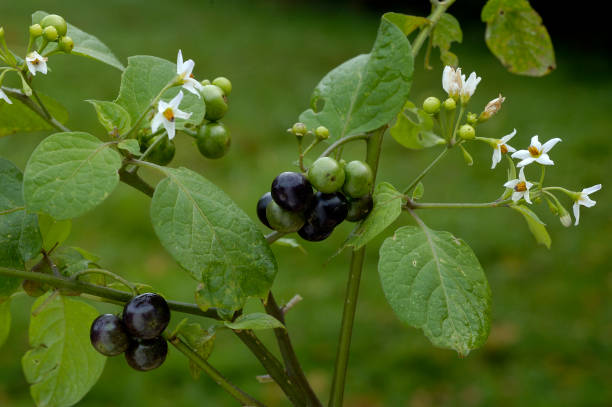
<box><xmin>298</xmin><ymin>222</ymin><xmax>333</xmax><ymax>242</ymax></box>
<box><xmin>90</xmin><ymin>314</ymin><xmax>130</xmax><ymax>356</ymax></box>
<box><xmin>305</xmin><ymin>192</ymin><xmax>348</xmax><ymax>230</ymax></box>
<box><xmin>125</xmin><ymin>336</ymin><xmax>168</xmax><ymax>372</ymax></box>
<box><xmin>346</xmin><ymin>195</ymin><xmax>374</xmax><ymax>222</ymax></box>
<box><xmin>256</xmin><ymin>192</ymin><xmax>273</xmax><ymax>229</ymax></box>
<box><xmin>271</xmin><ymin>172</ymin><xmax>313</xmax><ymax>212</ymax></box>
<box><xmin>123</xmin><ymin>293</ymin><xmax>170</xmax><ymax>340</ymax></box>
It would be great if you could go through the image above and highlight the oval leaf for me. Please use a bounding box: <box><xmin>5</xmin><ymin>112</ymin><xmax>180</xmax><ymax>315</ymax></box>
<box><xmin>511</xmin><ymin>204</ymin><xmax>551</xmax><ymax>248</ymax></box>
<box><xmin>23</xmin><ymin>132</ymin><xmax>122</xmax><ymax>220</ymax></box>
<box><xmin>87</xmin><ymin>100</ymin><xmax>132</xmax><ymax>137</ymax></box>
<box><xmin>390</xmin><ymin>101</ymin><xmax>445</xmax><ymax>149</ymax></box>
<box><xmin>224</xmin><ymin>313</ymin><xmax>284</xmax><ymax>331</ymax></box>
<box><xmin>379</xmin><ymin>225</ymin><xmax>491</xmax><ymax>356</ymax></box>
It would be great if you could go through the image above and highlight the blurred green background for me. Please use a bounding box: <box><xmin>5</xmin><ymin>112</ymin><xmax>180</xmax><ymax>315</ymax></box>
<box><xmin>1</xmin><ymin>1</ymin><xmax>610</xmax><ymax>406</ymax></box>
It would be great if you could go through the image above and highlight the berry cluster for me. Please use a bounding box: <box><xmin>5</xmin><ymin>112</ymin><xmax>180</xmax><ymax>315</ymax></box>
<box><xmin>257</xmin><ymin>157</ymin><xmax>374</xmax><ymax>241</ymax></box>
<box><xmin>90</xmin><ymin>293</ymin><xmax>170</xmax><ymax>372</ymax></box>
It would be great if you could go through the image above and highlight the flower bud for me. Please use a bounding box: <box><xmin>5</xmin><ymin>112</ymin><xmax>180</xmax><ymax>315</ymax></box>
<box><xmin>466</xmin><ymin>112</ymin><xmax>478</xmax><ymax>125</ymax></box>
<box><xmin>40</xmin><ymin>14</ymin><xmax>67</xmax><ymax>37</ymax></box>
<box><xmin>29</xmin><ymin>24</ymin><xmax>43</xmax><ymax>38</ymax></box>
<box><xmin>458</xmin><ymin>124</ymin><xmax>475</xmax><ymax>140</ymax></box>
<box><xmin>59</xmin><ymin>36</ymin><xmax>74</xmax><ymax>53</ymax></box>
<box><xmin>200</xmin><ymin>79</ymin><xmax>211</xmax><ymax>86</ymax></box>
<box><xmin>479</xmin><ymin>94</ymin><xmax>505</xmax><ymax>122</ymax></box>
<box><xmin>422</xmin><ymin>96</ymin><xmax>441</xmax><ymax>114</ymax></box>
<box><xmin>443</xmin><ymin>97</ymin><xmax>456</xmax><ymax>111</ymax></box>
<box><xmin>212</xmin><ymin>77</ymin><xmax>232</xmax><ymax>96</ymax></box>
<box><xmin>291</xmin><ymin>122</ymin><xmax>308</xmax><ymax>137</ymax></box>
<box><xmin>43</xmin><ymin>25</ymin><xmax>58</xmax><ymax>42</ymax></box>
<box><xmin>315</xmin><ymin>126</ymin><xmax>329</xmax><ymax>140</ymax></box>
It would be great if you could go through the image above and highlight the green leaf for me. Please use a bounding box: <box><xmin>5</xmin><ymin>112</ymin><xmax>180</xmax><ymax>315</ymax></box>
<box><xmin>52</xmin><ymin>247</ymin><xmax>97</xmax><ymax>278</ymax></box>
<box><xmin>299</xmin><ymin>16</ymin><xmax>413</xmax><ymax>142</ymax></box>
<box><xmin>32</xmin><ymin>11</ymin><xmax>124</xmax><ymax>71</ymax></box>
<box><xmin>150</xmin><ymin>167</ymin><xmax>277</xmax><ymax>311</ymax></box>
<box><xmin>224</xmin><ymin>313</ymin><xmax>284</xmax><ymax>331</ymax></box>
<box><xmin>115</xmin><ymin>56</ymin><xmax>205</xmax><ymax>132</ymax></box>
<box><xmin>0</xmin><ymin>298</ymin><xmax>11</xmax><ymax>348</ymax></box>
<box><xmin>0</xmin><ymin>91</ymin><xmax>69</xmax><ymax>138</ymax></box>
<box><xmin>481</xmin><ymin>0</ymin><xmax>555</xmax><ymax>76</ymax></box>
<box><xmin>412</xmin><ymin>182</ymin><xmax>424</xmax><ymax>201</ymax></box>
<box><xmin>432</xmin><ymin>13</ymin><xmax>462</xmax><ymax>66</ymax></box>
<box><xmin>383</xmin><ymin>12</ymin><xmax>430</xmax><ymax>36</ymax></box>
<box><xmin>460</xmin><ymin>144</ymin><xmax>474</xmax><ymax>166</ymax></box>
<box><xmin>390</xmin><ymin>101</ymin><xmax>445</xmax><ymax>149</ymax></box>
<box><xmin>86</xmin><ymin>100</ymin><xmax>132</xmax><ymax>137</ymax></box>
<box><xmin>511</xmin><ymin>205</ymin><xmax>551</xmax><ymax>248</ymax></box>
<box><xmin>117</xmin><ymin>139</ymin><xmax>141</xmax><ymax>156</ymax></box>
<box><xmin>22</xmin><ymin>293</ymin><xmax>106</xmax><ymax>407</ymax></box>
<box><xmin>346</xmin><ymin>182</ymin><xmax>404</xmax><ymax>250</ymax></box>
<box><xmin>177</xmin><ymin>321</ymin><xmax>215</xmax><ymax>380</ymax></box>
<box><xmin>38</xmin><ymin>213</ymin><xmax>72</xmax><ymax>252</ymax></box>
<box><xmin>23</xmin><ymin>132</ymin><xmax>122</xmax><ymax>220</ymax></box>
<box><xmin>379</xmin><ymin>225</ymin><xmax>491</xmax><ymax>356</ymax></box>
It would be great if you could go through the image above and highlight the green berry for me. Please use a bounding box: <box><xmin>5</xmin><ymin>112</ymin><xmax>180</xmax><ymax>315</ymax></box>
<box><xmin>200</xmin><ymin>79</ymin><xmax>211</xmax><ymax>86</ymax></box>
<box><xmin>291</xmin><ymin>122</ymin><xmax>308</xmax><ymax>136</ymax></box>
<box><xmin>201</xmin><ymin>85</ymin><xmax>228</xmax><ymax>121</ymax></box>
<box><xmin>314</xmin><ymin>126</ymin><xmax>329</xmax><ymax>140</ymax></box>
<box><xmin>342</xmin><ymin>160</ymin><xmax>373</xmax><ymax>198</ymax></box>
<box><xmin>196</xmin><ymin>122</ymin><xmax>231</xmax><ymax>159</ymax></box>
<box><xmin>40</xmin><ymin>14</ymin><xmax>67</xmax><ymax>37</ymax></box>
<box><xmin>29</xmin><ymin>24</ymin><xmax>43</xmax><ymax>38</ymax></box>
<box><xmin>422</xmin><ymin>96</ymin><xmax>441</xmax><ymax>114</ymax></box>
<box><xmin>443</xmin><ymin>97</ymin><xmax>456</xmax><ymax>111</ymax></box>
<box><xmin>308</xmin><ymin>157</ymin><xmax>345</xmax><ymax>193</ymax></box>
<box><xmin>266</xmin><ymin>200</ymin><xmax>305</xmax><ymax>233</ymax></box>
<box><xmin>458</xmin><ymin>124</ymin><xmax>475</xmax><ymax>140</ymax></box>
<box><xmin>43</xmin><ymin>26</ymin><xmax>58</xmax><ymax>42</ymax></box>
<box><xmin>346</xmin><ymin>195</ymin><xmax>373</xmax><ymax>222</ymax></box>
<box><xmin>59</xmin><ymin>36</ymin><xmax>74</xmax><ymax>53</ymax></box>
<box><xmin>141</xmin><ymin>135</ymin><xmax>175</xmax><ymax>166</ymax></box>
<box><xmin>212</xmin><ymin>77</ymin><xmax>232</xmax><ymax>96</ymax></box>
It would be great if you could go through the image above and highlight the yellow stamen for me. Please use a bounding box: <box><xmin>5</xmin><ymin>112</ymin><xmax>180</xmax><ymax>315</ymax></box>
<box><xmin>163</xmin><ymin>108</ymin><xmax>174</xmax><ymax>122</ymax></box>
<box><xmin>32</xmin><ymin>59</ymin><xmax>40</xmax><ymax>65</ymax></box>
<box><xmin>515</xmin><ymin>181</ymin><xmax>527</xmax><ymax>192</ymax></box>
<box><xmin>528</xmin><ymin>145</ymin><xmax>540</xmax><ymax>157</ymax></box>
<box><xmin>500</xmin><ymin>144</ymin><xmax>508</xmax><ymax>154</ymax></box>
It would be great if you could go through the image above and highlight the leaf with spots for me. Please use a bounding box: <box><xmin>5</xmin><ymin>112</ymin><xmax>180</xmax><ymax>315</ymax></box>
<box><xmin>432</xmin><ymin>13</ymin><xmax>462</xmax><ymax>66</ymax></box>
<box><xmin>390</xmin><ymin>101</ymin><xmax>445</xmax><ymax>149</ymax></box>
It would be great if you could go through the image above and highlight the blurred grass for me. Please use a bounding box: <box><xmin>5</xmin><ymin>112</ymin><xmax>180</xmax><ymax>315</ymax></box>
<box><xmin>1</xmin><ymin>1</ymin><xmax>611</xmax><ymax>406</ymax></box>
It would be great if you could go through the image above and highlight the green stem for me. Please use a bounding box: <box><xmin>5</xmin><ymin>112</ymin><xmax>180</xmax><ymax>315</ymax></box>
<box><xmin>265</xmin><ymin>231</ymin><xmax>285</xmax><ymax>244</ymax></box>
<box><xmin>539</xmin><ymin>165</ymin><xmax>546</xmax><ymax>187</ymax></box>
<box><xmin>406</xmin><ymin>198</ymin><xmax>513</xmax><ymax>209</ymax></box>
<box><xmin>411</xmin><ymin>0</ymin><xmax>457</xmax><ymax>57</ymax></box>
<box><xmin>450</xmin><ymin>105</ymin><xmax>465</xmax><ymax>144</ymax></box>
<box><xmin>139</xmin><ymin>132</ymin><xmax>167</xmax><ymax>161</ymax></box>
<box><xmin>118</xmin><ymin>167</ymin><xmax>156</xmax><ymax>197</ymax></box>
<box><xmin>319</xmin><ymin>134</ymin><xmax>370</xmax><ymax>159</ymax></box>
<box><xmin>122</xmin><ymin>80</ymin><xmax>177</xmax><ymax>139</ymax></box>
<box><xmin>71</xmin><ymin>268</ymin><xmax>137</xmax><ymax>295</ymax></box>
<box><xmin>1</xmin><ymin>87</ymin><xmax>70</xmax><ymax>132</ymax></box>
<box><xmin>166</xmin><ymin>333</ymin><xmax>266</xmax><ymax>407</ymax></box>
<box><xmin>402</xmin><ymin>146</ymin><xmax>449</xmax><ymax>194</ymax></box>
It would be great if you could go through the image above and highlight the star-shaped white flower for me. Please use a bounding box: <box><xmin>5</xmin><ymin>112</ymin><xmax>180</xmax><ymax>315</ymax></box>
<box><xmin>460</xmin><ymin>71</ymin><xmax>481</xmax><ymax>104</ymax></box>
<box><xmin>511</xmin><ymin>135</ymin><xmax>561</xmax><ymax>167</ymax></box>
<box><xmin>491</xmin><ymin>128</ymin><xmax>517</xmax><ymax>169</ymax></box>
<box><xmin>504</xmin><ymin>167</ymin><xmax>533</xmax><ymax>204</ymax></box>
<box><xmin>572</xmin><ymin>184</ymin><xmax>601</xmax><ymax>226</ymax></box>
<box><xmin>151</xmin><ymin>91</ymin><xmax>192</xmax><ymax>140</ymax></box>
<box><xmin>176</xmin><ymin>50</ymin><xmax>203</xmax><ymax>97</ymax></box>
<box><xmin>25</xmin><ymin>51</ymin><xmax>48</xmax><ymax>76</ymax></box>
<box><xmin>442</xmin><ymin>66</ymin><xmax>464</xmax><ymax>99</ymax></box>
<box><xmin>0</xmin><ymin>88</ymin><xmax>12</xmax><ymax>104</ymax></box>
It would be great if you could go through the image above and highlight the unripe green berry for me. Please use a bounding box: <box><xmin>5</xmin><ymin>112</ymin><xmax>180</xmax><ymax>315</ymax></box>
<box><xmin>291</xmin><ymin>122</ymin><xmax>308</xmax><ymax>136</ymax></box>
<box><xmin>43</xmin><ymin>26</ymin><xmax>58</xmax><ymax>42</ymax></box>
<box><xmin>343</xmin><ymin>160</ymin><xmax>373</xmax><ymax>198</ymax></box>
<box><xmin>40</xmin><ymin>14</ymin><xmax>67</xmax><ymax>37</ymax></box>
<box><xmin>200</xmin><ymin>79</ymin><xmax>211</xmax><ymax>86</ymax></box>
<box><xmin>458</xmin><ymin>124</ymin><xmax>475</xmax><ymax>140</ymax></box>
<box><xmin>443</xmin><ymin>97</ymin><xmax>456</xmax><ymax>111</ymax></box>
<box><xmin>29</xmin><ymin>24</ymin><xmax>43</xmax><ymax>38</ymax></box>
<box><xmin>212</xmin><ymin>77</ymin><xmax>232</xmax><ymax>96</ymax></box>
<box><xmin>315</xmin><ymin>126</ymin><xmax>329</xmax><ymax>140</ymax></box>
<box><xmin>266</xmin><ymin>200</ymin><xmax>305</xmax><ymax>233</ymax></box>
<box><xmin>308</xmin><ymin>157</ymin><xmax>345</xmax><ymax>193</ymax></box>
<box><xmin>201</xmin><ymin>84</ymin><xmax>228</xmax><ymax>121</ymax></box>
<box><xmin>196</xmin><ymin>122</ymin><xmax>231</xmax><ymax>159</ymax></box>
<box><xmin>422</xmin><ymin>96</ymin><xmax>441</xmax><ymax>114</ymax></box>
<box><xmin>466</xmin><ymin>112</ymin><xmax>478</xmax><ymax>125</ymax></box>
<box><xmin>59</xmin><ymin>36</ymin><xmax>74</xmax><ymax>53</ymax></box>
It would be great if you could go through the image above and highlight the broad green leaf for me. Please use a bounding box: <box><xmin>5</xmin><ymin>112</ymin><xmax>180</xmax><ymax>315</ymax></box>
<box><xmin>346</xmin><ymin>182</ymin><xmax>404</xmax><ymax>249</ymax></box>
<box><xmin>32</xmin><ymin>11</ymin><xmax>124</xmax><ymax>70</ymax></box>
<box><xmin>224</xmin><ymin>313</ymin><xmax>284</xmax><ymax>331</ymax></box>
<box><xmin>0</xmin><ymin>90</ymin><xmax>69</xmax><ymax>138</ymax></box>
<box><xmin>390</xmin><ymin>101</ymin><xmax>445</xmax><ymax>149</ymax></box>
<box><xmin>151</xmin><ymin>167</ymin><xmax>277</xmax><ymax>311</ymax></box>
<box><xmin>383</xmin><ymin>12</ymin><xmax>430</xmax><ymax>36</ymax></box>
<box><xmin>117</xmin><ymin>139</ymin><xmax>141</xmax><ymax>156</ymax></box>
<box><xmin>432</xmin><ymin>13</ymin><xmax>462</xmax><ymax>66</ymax></box>
<box><xmin>0</xmin><ymin>298</ymin><xmax>10</xmax><ymax>348</ymax></box>
<box><xmin>115</xmin><ymin>56</ymin><xmax>205</xmax><ymax>132</ymax></box>
<box><xmin>299</xmin><ymin>16</ymin><xmax>413</xmax><ymax>141</ymax></box>
<box><xmin>481</xmin><ymin>0</ymin><xmax>555</xmax><ymax>76</ymax></box>
<box><xmin>379</xmin><ymin>225</ymin><xmax>491</xmax><ymax>356</ymax></box>
<box><xmin>23</xmin><ymin>132</ymin><xmax>122</xmax><ymax>220</ymax></box>
<box><xmin>511</xmin><ymin>205</ymin><xmax>551</xmax><ymax>248</ymax></box>
<box><xmin>87</xmin><ymin>100</ymin><xmax>132</xmax><ymax>137</ymax></box>
<box><xmin>22</xmin><ymin>293</ymin><xmax>106</xmax><ymax>407</ymax></box>
<box><xmin>38</xmin><ymin>213</ymin><xmax>71</xmax><ymax>251</ymax></box>
<box><xmin>177</xmin><ymin>321</ymin><xmax>215</xmax><ymax>380</ymax></box>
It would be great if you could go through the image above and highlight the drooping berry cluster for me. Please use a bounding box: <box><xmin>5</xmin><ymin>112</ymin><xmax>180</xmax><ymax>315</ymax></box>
<box><xmin>90</xmin><ymin>293</ymin><xmax>170</xmax><ymax>372</ymax></box>
<box><xmin>257</xmin><ymin>157</ymin><xmax>374</xmax><ymax>241</ymax></box>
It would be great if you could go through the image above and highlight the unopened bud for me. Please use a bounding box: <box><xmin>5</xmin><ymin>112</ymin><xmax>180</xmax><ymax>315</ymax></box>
<box><xmin>59</xmin><ymin>36</ymin><xmax>74</xmax><ymax>53</ymax></box>
<box><xmin>459</xmin><ymin>124</ymin><xmax>475</xmax><ymax>140</ymax></box>
<box><xmin>443</xmin><ymin>97</ymin><xmax>456</xmax><ymax>111</ymax></box>
<box><xmin>29</xmin><ymin>24</ymin><xmax>43</xmax><ymax>38</ymax></box>
<box><xmin>466</xmin><ymin>112</ymin><xmax>478</xmax><ymax>125</ymax></box>
<box><xmin>422</xmin><ymin>96</ymin><xmax>441</xmax><ymax>114</ymax></box>
<box><xmin>479</xmin><ymin>94</ymin><xmax>505</xmax><ymax>122</ymax></box>
<box><xmin>200</xmin><ymin>79</ymin><xmax>211</xmax><ymax>86</ymax></box>
<box><xmin>314</xmin><ymin>126</ymin><xmax>329</xmax><ymax>140</ymax></box>
<box><xmin>291</xmin><ymin>122</ymin><xmax>308</xmax><ymax>137</ymax></box>
<box><xmin>43</xmin><ymin>25</ymin><xmax>58</xmax><ymax>42</ymax></box>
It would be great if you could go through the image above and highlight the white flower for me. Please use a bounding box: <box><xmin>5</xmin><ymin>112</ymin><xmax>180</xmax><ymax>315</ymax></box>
<box><xmin>151</xmin><ymin>91</ymin><xmax>192</xmax><ymax>140</ymax></box>
<box><xmin>572</xmin><ymin>184</ymin><xmax>601</xmax><ymax>226</ymax></box>
<box><xmin>442</xmin><ymin>66</ymin><xmax>464</xmax><ymax>98</ymax></box>
<box><xmin>460</xmin><ymin>71</ymin><xmax>481</xmax><ymax>103</ymax></box>
<box><xmin>491</xmin><ymin>128</ymin><xmax>517</xmax><ymax>169</ymax></box>
<box><xmin>0</xmin><ymin>88</ymin><xmax>12</xmax><ymax>104</ymax></box>
<box><xmin>511</xmin><ymin>135</ymin><xmax>561</xmax><ymax>167</ymax></box>
<box><xmin>504</xmin><ymin>167</ymin><xmax>533</xmax><ymax>204</ymax></box>
<box><xmin>176</xmin><ymin>50</ymin><xmax>203</xmax><ymax>97</ymax></box>
<box><xmin>25</xmin><ymin>51</ymin><xmax>48</xmax><ymax>76</ymax></box>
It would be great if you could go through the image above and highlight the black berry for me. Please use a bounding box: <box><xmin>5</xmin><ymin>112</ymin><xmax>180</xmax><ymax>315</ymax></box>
<box><xmin>90</xmin><ymin>314</ymin><xmax>130</xmax><ymax>356</ymax></box>
<box><xmin>125</xmin><ymin>336</ymin><xmax>168</xmax><ymax>372</ymax></box>
<box><xmin>271</xmin><ymin>172</ymin><xmax>313</xmax><ymax>212</ymax></box>
<box><xmin>123</xmin><ymin>293</ymin><xmax>170</xmax><ymax>340</ymax></box>
<box><xmin>346</xmin><ymin>195</ymin><xmax>374</xmax><ymax>222</ymax></box>
<box><xmin>298</xmin><ymin>222</ymin><xmax>333</xmax><ymax>242</ymax></box>
<box><xmin>256</xmin><ymin>192</ymin><xmax>273</xmax><ymax>229</ymax></box>
<box><xmin>305</xmin><ymin>192</ymin><xmax>348</xmax><ymax>230</ymax></box>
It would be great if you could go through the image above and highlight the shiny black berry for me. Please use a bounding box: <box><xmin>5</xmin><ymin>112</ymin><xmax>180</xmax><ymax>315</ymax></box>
<box><xmin>346</xmin><ymin>195</ymin><xmax>374</xmax><ymax>222</ymax></box>
<box><xmin>90</xmin><ymin>314</ymin><xmax>130</xmax><ymax>356</ymax></box>
<box><xmin>256</xmin><ymin>192</ymin><xmax>273</xmax><ymax>229</ymax></box>
<box><xmin>125</xmin><ymin>336</ymin><xmax>168</xmax><ymax>372</ymax></box>
<box><xmin>271</xmin><ymin>172</ymin><xmax>313</xmax><ymax>212</ymax></box>
<box><xmin>305</xmin><ymin>192</ymin><xmax>348</xmax><ymax>230</ymax></box>
<box><xmin>123</xmin><ymin>293</ymin><xmax>170</xmax><ymax>340</ymax></box>
<box><xmin>298</xmin><ymin>222</ymin><xmax>333</xmax><ymax>242</ymax></box>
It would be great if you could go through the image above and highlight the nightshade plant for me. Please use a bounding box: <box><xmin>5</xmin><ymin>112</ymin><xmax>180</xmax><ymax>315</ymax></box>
<box><xmin>0</xmin><ymin>3</ymin><xmax>603</xmax><ymax>407</ymax></box>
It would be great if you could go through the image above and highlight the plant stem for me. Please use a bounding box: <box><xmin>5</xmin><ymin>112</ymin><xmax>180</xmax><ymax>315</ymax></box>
<box><xmin>71</xmin><ymin>268</ymin><xmax>137</xmax><ymax>295</ymax></box>
<box><xmin>402</xmin><ymin>146</ymin><xmax>449</xmax><ymax>194</ymax></box>
<box><xmin>411</xmin><ymin>0</ymin><xmax>457</xmax><ymax>57</ymax></box>
<box><xmin>118</xmin><ymin>167</ymin><xmax>155</xmax><ymax>197</ymax></box>
<box><xmin>265</xmin><ymin>231</ymin><xmax>285</xmax><ymax>244</ymax></box>
<box><xmin>319</xmin><ymin>134</ymin><xmax>370</xmax><ymax>159</ymax></box>
<box><xmin>405</xmin><ymin>198</ymin><xmax>513</xmax><ymax>209</ymax></box>
<box><xmin>166</xmin><ymin>333</ymin><xmax>267</xmax><ymax>407</ymax></box>
<box><xmin>1</xmin><ymin>87</ymin><xmax>70</xmax><ymax>132</ymax></box>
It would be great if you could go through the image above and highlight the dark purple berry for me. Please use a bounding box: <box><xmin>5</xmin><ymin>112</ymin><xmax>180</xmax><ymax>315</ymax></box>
<box><xmin>256</xmin><ymin>192</ymin><xmax>273</xmax><ymax>229</ymax></box>
<box><xmin>123</xmin><ymin>293</ymin><xmax>170</xmax><ymax>340</ymax></box>
<box><xmin>125</xmin><ymin>336</ymin><xmax>168</xmax><ymax>372</ymax></box>
<box><xmin>90</xmin><ymin>314</ymin><xmax>130</xmax><ymax>356</ymax></box>
<box><xmin>346</xmin><ymin>195</ymin><xmax>374</xmax><ymax>222</ymax></box>
<box><xmin>298</xmin><ymin>222</ymin><xmax>333</xmax><ymax>242</ymax></box>
<box><xmin>305</xmin><ymin>192</ymin><xmax>348</xmax><ymax>230</ymax></box>
<box><xmin>271</xmin><ymin>172</ymin><xmax>313</xmax><ymax>212</ymax></box>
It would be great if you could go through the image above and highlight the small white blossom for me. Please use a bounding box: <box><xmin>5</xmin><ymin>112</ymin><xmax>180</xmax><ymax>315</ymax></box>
<box><xmin>512</xmin><ymin>135</ymin><xmax>561</xmax><ymax>167</ymax></box>
<box><xmin>460</xmin><ymin>72</ymin><xmax>481</xmax><ymax>104</ymax></box>
<box><xmin>176</xmin><ymin>50</ymin><xmax>203</xmax><ymax>97</ymax></box>
<box><xmin>442</xmin><ymin>66</ymin><xmax>464</xmax><ymax>98</ymax></box>
<box><xmin>0</xmin><ymin>88</ymin><xmax>11</xmax><ymax>104</ymax></box>
<box><xmin>151</xmin><ymin>91</ymin><xmax>192</xmax><ymax>140</ymax></box>
<box><xmin>491</xmin><ymin>128</ymin><xmax>517</xmax><ymax>169</ymax></box>
<box><xmin>572</xmin><ymin>184</ymin><xmax>601</xmax><ymax>226</ymax></box>
<box><xmin>504</xmin><ymin>167</ymin><xmax>533</xmax><ymax>204</ymax></box>
<box><xmin>25</xmin><ymin>51</ymin><xmax>48</xmax><ymax>76</ymax></box>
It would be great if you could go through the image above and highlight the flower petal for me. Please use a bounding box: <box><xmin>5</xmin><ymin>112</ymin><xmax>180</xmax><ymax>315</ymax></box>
<box><xmin>169</xmin><ymin>91</ymin><xmax>184</xmax><ymax>109</ymax></box>
<box><xmin>173</xmin><ymin>109</ymin><xmax>192</xmax><ymax>120</ymax></box>
<box><xmin>530</xmin><ymin>135</ymin><xmax>541</xmax><ymax>150</ymax></box>
<box><xmin>518</xmin><ymin>167</ymin><xmax>526</xmax><ymax>181</ymax></box>
<box><xmin>182</xmin><ymin>81</ymin><xmax>201</xmax><ymax>97</ymax></box>
<box><xmin>442</xmin><ymin>66</ymin><xmax>453</xmax><ymax>93</ymax></box>
<box><xmin>523</xmin><ymin>192</ymin><xmax>532</xmax><ymax>204</ymax></box>
<box><xmin>573</xmin><ymin>202</ymin><xmax>580</xmax><ymax>226</ymax></box>
<box><xmin>491</xmin><ymin>148</ymin><xmax>502</xmax><ymax>169</ymax></box>
<box><xmin>504</xmin><ymin>179</ymin><xmax>519</xmax><ymax>189</ymax></box>
<box><xmin>501</xmin><ymin>128</ymin><xmax>517</xmax><ymax>143</ymax></box>
<box><xmin>516</xmin><ymin>157</ymin><xmax>535</xmax><ymax>168</ymax></box>
<box><xmin>511</xmin><ymin>191</ymin><xmax>523</xmax><ymax>202</ymax></box>
<box><xmin>180</xmin><ymin>59</ymin><xmax>195</xmax><ymax>77</ymax></box>
<box><xmin>164</xmin><ymin>120</ymin><xmax>176</xmax><ymax>140</ymax></box>
<box><xmin>511</xmin><ymin>150</ymin><xmax>531</xmax><ymax>160</ymax></box>
<box><xmin>177</xmin><ymin>49</ymin><xmax>184</xmax><ymax>72</ymax></box>
<box><xmin>151</xmin><ymin>113</ymin><xmax>163</xmax><ymax>133</ymax></box>
<box><xmin>535</xmin><ymin>154</ymin><xmax>554</xmax><ymax>166</ymax></box>
<box><xmin>541</xmin><ymin>137</ymin><xmax>562</xmax><ymax>153</ymax></box>
<box><xmin>582</xmin><ymin>184</ymin><xmax>602</xmax><ymax>195</ymax></box>
<box><xmin>0</xmin><ymin>90</ymin><xmax>11</xmax><ymax>104</ymax></box>
<box><xmin>505</xmin><ymin>144</ymin><xmax>516</xmax><ymax>153</ymax></box>
<box><xmin>579</xmin><ymin>196</ymin><xmax>596</xmax><ymax>208</ymax></box>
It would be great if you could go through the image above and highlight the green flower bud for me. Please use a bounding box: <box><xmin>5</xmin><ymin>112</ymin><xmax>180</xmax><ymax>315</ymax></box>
<box><xmin>59</xmin><ymin>36</ymin><xmax>74</xmax><ymax>53</ymax></box>
<box><xmin>43</xmin><ymin>25</ymin><xmax>58</xmax><ymax>42</ymax></box>
<box><xmin>466</xmin><ymin>112</ymin><xmax>478</xmax><ymax>125</ymax></box>
<box><xmin>422</xmin><ymin>96</ymin><xmax>441</xmax><ymax>114</ymax></box>
<box><xmin>40</xmin><ymin>14</ymin><xmax>67</xmax><ymax>37</ymax></box>
<box><xmin>458</xmin><ymin>124</ymin><xmax>475</xmax><ymax>140</ymax></box>
<box><xmin>443</xmin><ymin>97</ymin><xmax>456</xmax><ymax>111</ymax></box>
<box><xmin>314</xmin><ymin>126</ymin><xmax>329</xmax><ymax>140</ymax></box>
<box><xmin>212</xmin><ymin>76</ymin><xmax>232</xmax><ymax>96</ymax></box>
<box><xmin>29</xmin><ymin>24</ymin><xmax>43</xmax><ymax>38</ymax></box>
<box><xmin>291</xmin><ymin>122</ymin><xmax>308</xmax><ymax>137</ymax></box>
<box><xmin>200</xmin><ymin>79</ymin><xmax>211</xmax><ymax>86</ymax></box>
